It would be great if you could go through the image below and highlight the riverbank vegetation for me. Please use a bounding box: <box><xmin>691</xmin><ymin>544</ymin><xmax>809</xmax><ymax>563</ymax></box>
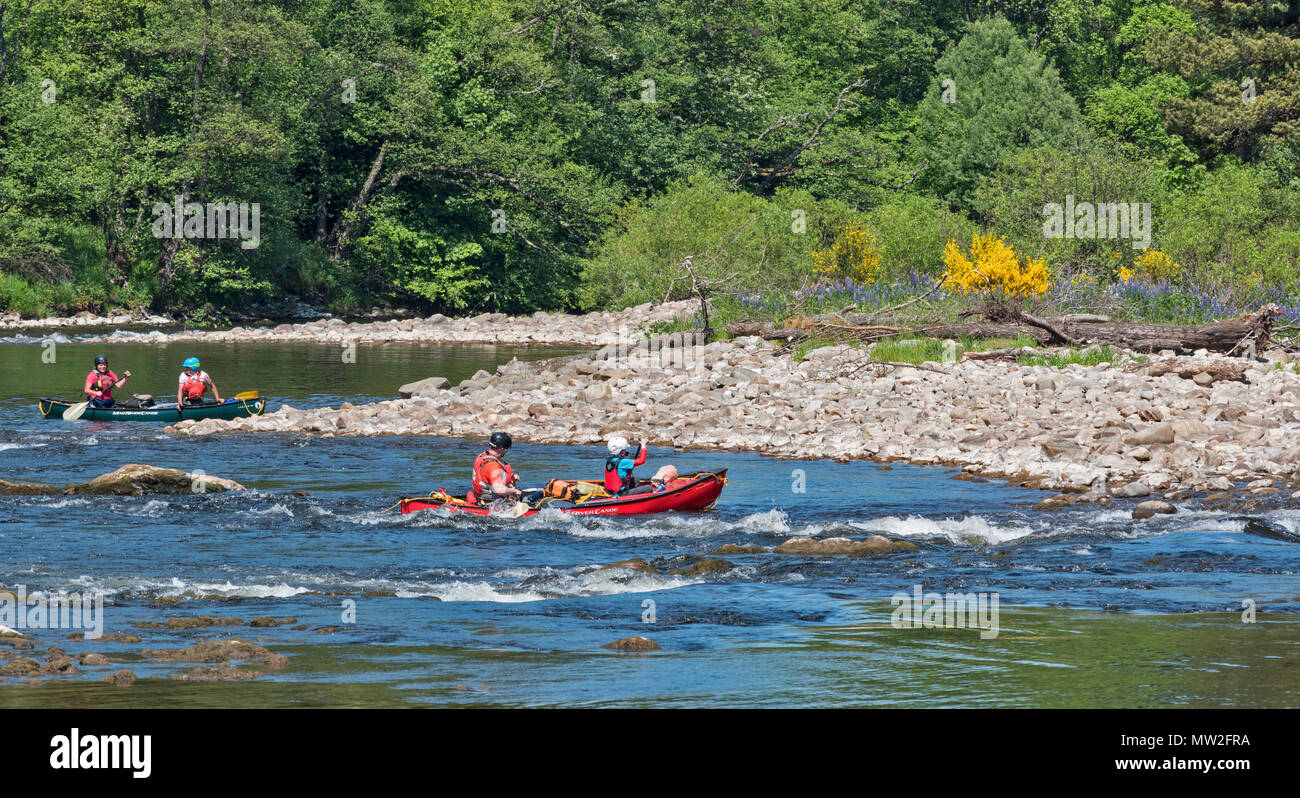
<box><xmin>0</xmin><ymin>1</ymin><xmax>1296</xmax><ymax>326</ymax></box>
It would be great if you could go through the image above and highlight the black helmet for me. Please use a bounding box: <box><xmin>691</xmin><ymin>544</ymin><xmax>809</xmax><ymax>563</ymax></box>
<box><xmin>93</xmin><ymin>354</ymin><xmax>108</xmax><ymax>366</ymax></box>
<box><xmin>489</xmin><ymin>431</ymin><xmax>512</xmax><ymax>450</ymax></box>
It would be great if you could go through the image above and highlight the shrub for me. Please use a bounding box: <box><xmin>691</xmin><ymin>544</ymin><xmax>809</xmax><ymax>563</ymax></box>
<box><xmin>811</xmin><ymin>223</ymin><xmax>882</xmax><ymax>284</ymax></box>
<box><xmin>942</xmin><ymin>233</ymin><xmax>1049</xmax><ymax>298</ymax></box>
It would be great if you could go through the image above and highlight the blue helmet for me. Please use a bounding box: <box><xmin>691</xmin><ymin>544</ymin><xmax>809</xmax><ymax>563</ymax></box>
<box><xmin>182</xmin><ymin>357</ymin><xmax>200</xmax><ymax>369</ymax></box>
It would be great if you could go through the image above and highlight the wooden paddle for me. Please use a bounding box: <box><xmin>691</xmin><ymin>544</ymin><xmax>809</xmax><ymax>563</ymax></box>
<box><xmin>62</xmin><ymin>401</ymin><xmax>90</xmax><ymax>421</ymax></box>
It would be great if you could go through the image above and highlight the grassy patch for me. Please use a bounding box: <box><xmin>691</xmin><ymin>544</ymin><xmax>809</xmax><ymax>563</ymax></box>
<box><xmin>647</xmin><ymin>314</ymin><xmax>702</xmax><ymax>337</ymax></box>
<box><xmin>871</xmin><ymin>336</ymin><xmax>949</xmax><ymax>363</ymax></box>
<box><xmin>1019</xmin><ymin>345</ymin><xmax>1121</xmax><ymax>368</ymax></box>
<box><xmin>868</xmin><ymin>333</ymin><xmax>1039</xmax><ymax>364</ymax></box>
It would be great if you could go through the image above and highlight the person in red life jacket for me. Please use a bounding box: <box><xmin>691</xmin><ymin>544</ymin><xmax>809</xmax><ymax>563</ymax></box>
<box><xmin>177</xmin><ymin>357</ymin><xmax>222</xmax><ymax>407</ymax></box>
<box><xmin>84</xmin><ymin>354</ymin><xmax>130</xmax><ymax>409</ymax></box>
<box><xmin>604</xmin><ymin>436</ymin><xmax>654</xmax><ymax>496</ymax></box>
<box><xmin>466</xmin><ymin>431</ymin><xmax>523</xmax><ymax>507</ymax></box>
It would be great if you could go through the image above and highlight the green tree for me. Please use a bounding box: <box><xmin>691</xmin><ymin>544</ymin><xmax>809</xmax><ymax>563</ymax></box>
<box><xmin>913</xmin><ymin>15</ymin><xmax>1083</xmax><ymax>213</ymax></box>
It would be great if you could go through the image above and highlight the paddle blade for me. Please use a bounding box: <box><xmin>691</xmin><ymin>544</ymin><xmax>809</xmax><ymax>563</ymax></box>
<box><xmin>507</xmin><ymin>501</ymin><xmax>532</xmax><ymax>518</ymax></box>
<box><xmin>233</xmin><ymin>391</ymin><xmax>259</xmax><ymax>400</ymax></box>
<box><xmin>62</xmin><ymin>401</ymin><xmax>89</xmax><ymax>421</ymax></box>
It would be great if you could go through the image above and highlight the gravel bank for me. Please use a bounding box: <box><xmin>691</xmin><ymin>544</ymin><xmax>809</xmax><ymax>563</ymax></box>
<box><xmin>80</xmin><ymin>301</ymin><xmax>695</xmax><ymax>346</ymax></box>
<box><xmin>1</xmin><ymin>310</ymin><xmax>172</xmax><ymax>330</ymax></box>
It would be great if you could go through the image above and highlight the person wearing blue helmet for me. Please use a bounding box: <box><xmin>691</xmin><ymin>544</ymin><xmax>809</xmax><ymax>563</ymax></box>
<box><xmin>177</xmin><ymin>356</ymin><xmax>221</xmax><ymax>407</ymax></box>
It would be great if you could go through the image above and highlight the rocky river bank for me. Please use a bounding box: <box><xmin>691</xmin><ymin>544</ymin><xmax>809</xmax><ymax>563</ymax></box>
<box><xmin>1</xmin><ymin>310</ymin><xmax>173</xmax><ymax>330</ymax></box>
<box><xmin>78</xmin><ymin>301</ymin><xmax>694</xmax><ymax>346</ymax></box>
<box><xmin>166</xmin><ymin>332</ymin><xmax>1300</xmax><ymax>514</ymax></box>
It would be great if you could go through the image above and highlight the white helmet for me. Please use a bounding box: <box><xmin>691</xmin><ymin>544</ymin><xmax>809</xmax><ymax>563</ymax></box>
<box><xmin>607</xmin><ymin>436</ymin><xmax>629</xmax><ymax>456</ymax></box>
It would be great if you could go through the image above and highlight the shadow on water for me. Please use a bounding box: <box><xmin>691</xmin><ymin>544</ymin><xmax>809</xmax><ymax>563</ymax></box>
<box><xmin>4</xmin><ymin>610</ymin><xmax>1297</xmax><ymax>708</ymax></box>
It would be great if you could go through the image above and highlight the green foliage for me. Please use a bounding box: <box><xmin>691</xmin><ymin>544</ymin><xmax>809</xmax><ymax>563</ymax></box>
<box><xmin>1085</xmin><ymin>75</ymin><xmax>1203</xmax><ymax>187</ymax></box>
<box><xmin>914</xmin><ymin>16</ymin><xmax>1084</xmax><ymax>212</ymax></box>
<box><xmin>0</xmin><ymin>0</ymin><xmax>1294</xmax><ymax>325</ymax></box>
<box><xmin>975</xmin><ymin>138</ymin><xmax>1167</xmax><ymax>280</ymax></box>
<box><xmin>865</xmin><ymin>195</ymin><xmax>978</xmax><ymax>281</ymax></box>
<box><xmin>1160</xmin><ymin>162</ymin><xmax>1300</xmax><ymax>286</ymax></box>
<box><xmin>578</xmin><ymin>174</ymin><xmax>858</xmax><ymax>311</ymax></box>
<box><xmin>1144</xmin><ymin>1</ymin><xmax>1300</xmax><ymax>162</ymax></box>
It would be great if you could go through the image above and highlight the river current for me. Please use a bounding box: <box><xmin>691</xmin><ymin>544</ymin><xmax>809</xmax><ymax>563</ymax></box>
<box><xmin>1</xmin><ymin>330</ymin><xmax>1296</xmax><ymax>707</ymax></box>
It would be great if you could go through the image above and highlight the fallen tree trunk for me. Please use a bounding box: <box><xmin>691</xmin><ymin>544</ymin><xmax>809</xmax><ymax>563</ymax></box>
<box><xmin>727</xmin><ymin>304</ymin><xmax>1282</xmax><ymax>356</ymax></box>
<box><xmin>923</xmin><ymin>304</ymin><xmax>1281</xmax><ymax>354</ymax></box>
<box><xmin>724</xmin><ymin>321</ymin><xmax>774</xmax><ymax>338</ymax></box>
<box><xmin>763</xmin><ymin>328</ymin><xmax>809</xmax><ymax>342</ymax></box>
<box><xmin>1066</xmin><ymin>304</ymin><xmax>1282</xmax><ymax>353</ymax></box>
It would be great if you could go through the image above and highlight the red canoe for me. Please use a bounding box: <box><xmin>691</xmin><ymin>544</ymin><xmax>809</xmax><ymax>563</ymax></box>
<box><xmin>400</xmin><ymin>470</ymin><xmax>727</xmax><ymax>517</ymax></box>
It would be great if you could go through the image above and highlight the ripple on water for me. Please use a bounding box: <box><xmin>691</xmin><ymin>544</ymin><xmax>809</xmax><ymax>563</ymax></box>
<box><xmin>851</xmin><ymin>513</ymin><xmax>1039</xmax><ymax>545</ymax></box>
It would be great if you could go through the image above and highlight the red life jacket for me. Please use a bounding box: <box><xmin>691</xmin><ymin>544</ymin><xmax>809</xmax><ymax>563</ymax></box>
<box><xmin>467</xmin><ymin>451</ymin><xmax>514</xmax><ymax>503</ymax></box>
<box><xmin>181</xmin><ymin>373</ymin><xmax>207</xmax><ymax>400</ymax></box>
<box><xmin>605</xmin><ymin>456</ymin><xmax>642</xmax><ymax>495</ymax></box>
<box><xmin>86</xmin><ymin>370</ymin><xmax>117</xmax><ymax>399</ymax></box>
<box><xmin>604</xmin><ymin>446</ymin><xmax>646</xmax><ymax>495</ymax></box>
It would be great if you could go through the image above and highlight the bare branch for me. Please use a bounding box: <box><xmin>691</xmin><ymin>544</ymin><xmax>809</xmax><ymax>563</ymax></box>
<box><xmin>755</xmin><ymin>76</ymin><xmax>868</xmax><ymax>191</ymax></box>
<box><xmin>732</xmin><ymin>113</ymin><xmax>812</xmax><ymax>187</ymax></box>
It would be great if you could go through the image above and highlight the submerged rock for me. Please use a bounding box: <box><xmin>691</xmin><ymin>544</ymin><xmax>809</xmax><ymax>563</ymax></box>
<box><xmin>708</xmin><ymin>544</ymin><xmax>768</xmax><ymax>555</ymax></box>
<box><xmin>101</xmin><ymin>669</ymin><xmax>137</xmax><ymax>686</ymax></box>
<box><xmin>3</xmin><ymin>466</ymin><xmax>245</xmax><ymax>496</ymax></box>
<box><xmin>597</xmin><ymin>558</ymin><xmax>660</xmax><ymax>575</ymax></box>
<box><xmin>602</xmin><ymin>636</ymin><xmax>661</xmax><ymax>652</ymax></box>
<box><xmin>1033</xmin><ymin>494</ymin><xmax>1077</xmax><ymax>510</ymax></box>
<box><xmin>174</xmin><ymin>663</ymin><xmax>261</xmax><ymax>681</ymax></box>
<box><xmin>248</xmin><ymin>616</ymin><xmax>298</xmax><ymax>628</ymax></box>
<box><xmin>671</xmin><ymin>558</ymin><xmax>735</xmax><ymax>577</ymax></box>
<box><xmin>0</xmin><ymin>657</ymin><xmax>40</xmax><ymax>676</ymax></box>
<box><xmin>142</xmin><ymin>639</ymin><xmax>288</xmax><ymax>668</ymax></box>
<box><xmin>775</xmin><ymin>535</ymin><xmax>918</xmax><ymax>557</ymax></box>
<box><xmin>164</xmin><ymin>616</ymin><xmax>243</xmax><ymax>629</ymax></box>
<box><xmin>85</xmin><ymin>633</ymin><xmax>143</xmax><ymax>643</ymax></box>
<box><xmin>1133</xmin><ymin>500</ymin><xmax>1177</xmax><ymax>519</ymax></box>
<box><xmin>0</xmin><ymin>479</ymin><xmax>57</xmax><ymax>495</ymax></box>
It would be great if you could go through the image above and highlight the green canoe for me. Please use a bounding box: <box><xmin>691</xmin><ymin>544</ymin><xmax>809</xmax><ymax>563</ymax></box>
<box><xmin>38</xmin><ymin>397</ymin><xmax>267</xmax><ymax>421</ymax></box>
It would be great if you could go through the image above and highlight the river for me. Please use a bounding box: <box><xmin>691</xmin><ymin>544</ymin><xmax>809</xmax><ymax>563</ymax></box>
<box><xmin>1</xmin><ymin>332</ymin><xmax>1297</xmax><ymax>707</ymax></box>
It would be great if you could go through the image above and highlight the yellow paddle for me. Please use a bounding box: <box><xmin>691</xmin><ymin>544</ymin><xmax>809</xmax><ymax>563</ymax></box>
<box><xmin>62</xmin><ymin>401</ymin><xmax>90</xmax><ymax>421</ymax></box>
<box><xmin>233</xmin><ymin>391</ymin><xmax>258</xmax><ymax>400</ymax></box>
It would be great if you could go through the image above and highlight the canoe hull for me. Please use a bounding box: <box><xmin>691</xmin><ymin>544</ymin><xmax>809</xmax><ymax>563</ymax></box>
<box><xmin>400</xmin><ymin>470</ymin><xmax>727</xmax><ymax>517</ymax></box>
<box><xmin>38</xmin><ymin>397</ymin><xmax>266</xmax><ymax>421</ymax></box>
